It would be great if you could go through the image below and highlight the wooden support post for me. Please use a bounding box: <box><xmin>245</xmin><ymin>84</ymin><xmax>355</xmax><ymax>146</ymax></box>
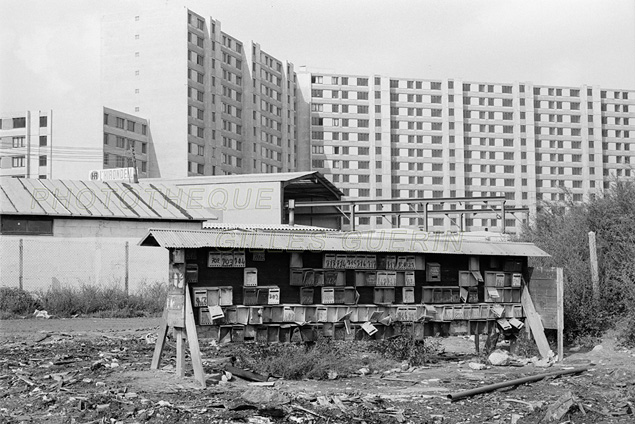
<box><xmin>19</xmin><ymin>239</ymin><xmax>24</xmax><ymax>290</ymax></box>
<box><xmin>556</xmin><ymin>267</ymin><xmax>564</xmax><ymax>362</ymax></box>
<box><xmin>175</xmin><ymin>328</ymin><xmax>185</xmax><ymax>378</ymax></box>
<box><xmin>185</xmin><ymin>287</ymin><xmax>206</xmax><ymax>387</ymax></box>
<box><xmin>521</xmin><ymin>287</ymin><xmax>551</xmax><ymax>359</ymax></box>
<box><xmin>124</xmin><ymin>241</ymin><xmax>129</xmax><ymax>296</ymax></box>
<box><xmin>588</xmin><ymin>231</ymin><xmax>600</xmax><ymax>304</ymax></box>
<box><xmin>474</xmin><ymin>333</ymin><xmax>480</xmax><ymax>354</ymax></box>
<box><xmin>150</xmin><ymin>306</ymin><xmax>169</xmax><ymax>370</ymax></box>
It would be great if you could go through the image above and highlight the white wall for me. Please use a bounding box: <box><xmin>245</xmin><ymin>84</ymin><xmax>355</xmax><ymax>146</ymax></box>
<box><xmin>101</xmin><ymin>6</ymin><xmax>189</xmax><ymax>179</ymax></box>
<box><xmin>0</xmin><ymin>218</ymin><xmax>201</xmax><ymax>292</ymax></box>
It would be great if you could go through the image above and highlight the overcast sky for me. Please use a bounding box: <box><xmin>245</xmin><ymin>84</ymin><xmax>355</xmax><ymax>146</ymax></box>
<box><xmin>1</xmin><ymin>0</ymin><xmax>634</xmax><ymax>113</ymax></box>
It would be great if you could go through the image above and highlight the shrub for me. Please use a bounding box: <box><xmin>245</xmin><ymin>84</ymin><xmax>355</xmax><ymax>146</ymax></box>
<box><xmin>370</xmin><ymin>332</ymin><xmax>441</xmax><ymax>366</ymax></box>
<box><xmin>231</xmin><ymin>337</ymin><xmax>374</xmax><ymax>380</ymax></box>
<box><xmin>617</xmin><ymin>309</ymin><xmax>635</xmax><ymax>348</ymax></box>
<box><xmin>0</xmin><ymin>287</ymin><xmax>40</xmax><ymax>316</ymax></box>
<box><xmin>34</xmin><ymin>281</ymin><xmax>167</xmax><ymax>318</ymax></box>
<box><xmin>519</xmin><ymin>180</ymin><xmax>635</xmax><ymax>343</ymax></box>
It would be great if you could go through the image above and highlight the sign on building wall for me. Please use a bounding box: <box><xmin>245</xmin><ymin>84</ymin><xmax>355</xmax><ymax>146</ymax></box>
<box><xmin>89</xmin><ymin>167</ymin><xmax>137</xmax><ymax>181</ymax></box>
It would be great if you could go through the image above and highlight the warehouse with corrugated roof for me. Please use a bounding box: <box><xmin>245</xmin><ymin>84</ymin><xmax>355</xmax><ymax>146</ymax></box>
<box><xmin>0</xmin><ymin>172</ymin><xmax>342</xmax><ymax>291</ymax></box>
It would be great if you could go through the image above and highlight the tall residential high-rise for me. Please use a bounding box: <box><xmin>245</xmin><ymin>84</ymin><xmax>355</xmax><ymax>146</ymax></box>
<box><xmin>101</xmin><ymin>6</ymin><xmax>299</xmax><ymax>179</ymax></box>
<box><xmin>297</xmin><ymin>71</ymin><xmax>635</xmax><ymax>232</ymax></box>
<box><xmin>0</xmin><ymin>107</ymin><xmax>155</xmax><ymax>180</ymax></box>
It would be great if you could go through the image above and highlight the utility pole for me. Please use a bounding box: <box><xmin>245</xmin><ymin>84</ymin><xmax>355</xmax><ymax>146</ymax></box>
<box><xmin>130</xmin><ymin>143</ymin><xmax>139</xmax><ymax>183</ymax></box>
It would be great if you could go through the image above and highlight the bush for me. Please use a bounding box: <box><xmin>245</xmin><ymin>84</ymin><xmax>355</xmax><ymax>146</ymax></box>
<box><xmin>21</xmin><ymin>281</ymin><xmax>168</xmax><ymax>318</ymax></box>
<box><xmin>0</xmin><ymin>287</ymin><xmax>40</xmax><ymax>317</ymax></box>
<box><xmin>370</xmin><ymin>333</ymin><xmax>440</xmax><ymax>366</ymax></box>
<box><xmin>231</xmin><ymin>337</ymin><xmax>379</xmax><ymax>380</ymax></box>
<box><xmin>617</xmin><ymin>309</ymin><xmax>635</xmax><ymax>348</ymax></box>
<box><xmin>519</xmin><ymin>181</ymin><xmax>635</xmax><ymax>343</ymax></box>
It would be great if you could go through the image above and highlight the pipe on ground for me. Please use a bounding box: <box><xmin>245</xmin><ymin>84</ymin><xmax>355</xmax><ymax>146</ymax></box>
<box><xmin>447</xmin><ymin>366</ymin><xmax>589</xmax><ymax>401</ymax></box>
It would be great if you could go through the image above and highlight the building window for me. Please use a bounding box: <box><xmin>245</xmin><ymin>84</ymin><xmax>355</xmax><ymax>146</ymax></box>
<box><xmin>127</xmin><ymin>121</ymin><xmax>136</xmax><ymax>132</ymax></box>
<box><xmin>39</xmin><ymin>155</ymin><xmax>47</xmax><ymax>167</ymax></box>
<box><xmin>116</xmin><ymin>117</ymin><xmax>125</xmax><ymax>129</ymax></box>
<box><xmin>12</xmin><ymin>137</ymin><xmax>25</xmax><ymax>148</ymax></box>
<box><xmin>13</xmin><ymin>117</ymin><xmax>26</xmax><ymax>128</ymax></box>
<box><xmin>39</xmin><ymin>135</ymin><xmax>47</xmax><ymax>146</ymax></box>
<box><xmin>12</xmin><ymin>156</ymin><xmax>25</xmax><ymax>168</ymax></box>
<box><xmin>0</xmin><ymin>216</ymin><xmax>53</xmax><ymax>235</ymax></box>
<box><xmin>39</xmin><ymin>116</ymin><xmax>47</xmax><ymax>127</ymax></box>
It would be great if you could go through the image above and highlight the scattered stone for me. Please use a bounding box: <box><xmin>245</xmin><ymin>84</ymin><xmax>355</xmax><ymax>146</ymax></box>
<box><xmin>535</xmin><ymin>357</ymin><xmax>553</xmax><ymax>368</ymax></box>
<box><xmin>358</xmin><ymin>367</ymin><xmax>370</xmax><ymax>375</ymax></box>
<box><xmin>241</xmin><ymin>388</ymin><xmax>291</xmax><ymax>406</ymax></box>
<box><xmin>488</xmin><ymin>349</ymin><xmax>510</xmax><ymax>366</ymax></box>
<box><xmin>540</xmin><ymin>391</ymin><xmax>576</xmax><ymax>423</ymax></box>
<box><xmin>468</xmin><ymin>362</ymin><xmax>488</xmax><ymax>370</ymax></box>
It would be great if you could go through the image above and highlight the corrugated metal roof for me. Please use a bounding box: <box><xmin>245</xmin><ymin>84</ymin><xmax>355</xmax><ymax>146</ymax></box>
<box><xmin>0</xmin><ymin>177</ymin><xmax>218</xmax><ymax>221</ymax></box>
<box><xmin>138</xmin><ymin>228</ymin><xmax>550</xmax><ymax>257</ymax></box>
<box><xmin>152</xmin><ymin>171</ymin><xmax>343</xmax><ymax>198</ymax></box>
<box><xmin>201</xmin><ymin>223</ymin><xmax>338</xmax><ymax>232</ymax></box>
<box><xmin>155</xmin><ymin>171</ymin><xmax>329</xmax><ymax>185</ymax></box>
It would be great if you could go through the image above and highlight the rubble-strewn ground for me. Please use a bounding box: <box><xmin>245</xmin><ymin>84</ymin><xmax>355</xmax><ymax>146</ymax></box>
<box><xmin>1</xmin><ymin>318</ymin><xmax>634</xmax><ymax>423</ymax></box>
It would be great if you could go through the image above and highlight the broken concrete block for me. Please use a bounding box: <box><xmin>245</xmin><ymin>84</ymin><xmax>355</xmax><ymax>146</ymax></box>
<box><xmin>488</xmin><ymin>349</ymin><xmax>510</xmax><ymax>366</ymax></box>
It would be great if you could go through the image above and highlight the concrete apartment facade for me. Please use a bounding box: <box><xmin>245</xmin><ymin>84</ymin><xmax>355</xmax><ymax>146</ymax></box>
<box><xmin>101</xmin><ymin>5</ymin><xmax>299</xmax><ymax>179</ymax></box>
<box><xmin>0</xmin><ymin>111</ymin><xmax>53</xmax><ymax>179</ymax></box>
<box><xmin>0</xmin><ymin>108</ymin><xmax>156</xmax><ymax>180</ymax></box>
<box><xmin>297</xmin><ymin>71</ymin><xmax>635</xmax><ymax>232</ymax></box>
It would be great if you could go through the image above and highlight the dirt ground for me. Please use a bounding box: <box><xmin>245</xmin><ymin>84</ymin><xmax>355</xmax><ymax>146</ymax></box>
<box><xmin>1</xmin><ymin>318</ymin><xmax>635</xmax><ymax>423</ymax></box>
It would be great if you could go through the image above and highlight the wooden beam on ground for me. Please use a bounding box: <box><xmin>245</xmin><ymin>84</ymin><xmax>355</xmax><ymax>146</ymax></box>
<box><xmin>224</xmin><ymin>365</ymin><xmax>268</xmax><ymax>382</ymax></box>
<box><xmin>150</xmin><ymin>306</ymin><xmax>169</xmax><ymax>370</ymax></box>
<box><xmin>185</xmin><ymin>287</ymin><xmax>206</xmax><ymax>387</ymax></box>
<box><xmin>521</xmin><ymin>287</ymin><xmax>551</xmax><ymax>359</ymax></box>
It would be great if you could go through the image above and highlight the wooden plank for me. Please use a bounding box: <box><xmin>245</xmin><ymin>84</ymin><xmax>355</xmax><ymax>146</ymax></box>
<box><xmin>176</xmin><ymin>328</ymin><xmax>185</xmax><ymax>378</ymax></box>
<box><xmin>224</xmin><ymin>365</ymin><xmax>268</xmax><ymax>382</ymax></box>
<box><xmin>150</xmin><ymin>307</ymin><xmax>169</xmax><ymax>370</ymax></box>
<box><xmin>185</xmin><ymin>287</ymin><xmax>206</xmax><ymax>387</ymax></box>
<box><xmin>557</xmin><ymin>267</ymin><xmax>564</xmax><ymax>362</ymax></box>
<box><xmin>521</xmin><ymin>287</ymin><xmax>551</xmax><ymax>359</ymax></box>
<box><xmin>528</xmin><ymin>267</ymin><xmax>558</xmax><ymax>329</ymax></box>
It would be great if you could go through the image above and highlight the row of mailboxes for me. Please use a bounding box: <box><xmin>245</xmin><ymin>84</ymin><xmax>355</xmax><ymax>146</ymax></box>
<box><xmin>197</xmin><ymin>303</ymin><xmax>525</xmax><ymax>327</ymax></box>
<box><xmin>290</xmin><ymin>269</ymin><xmax>347</xmax><ymax>287</ymax></box>
<box><xmin>198</xmin><ymin>304</ymin><xmax>431</xmax><ymax>326</ymax></box>
<box><xmin>485</xmin><ymin>287</ymin><xmax>522</xmax><ymax>303</ymax></box>
<box><xmin>193</xmin><ymin>287</ymin><xmax>233</xmax><ymax>307</ymax></box>
<box><xmin>321</xmin><ymin>254</ymin><xmax>424</xmax><ymax>270</ymax></box>
<box><xmin>422</xmin><ymin>286</ymin><xmax>479</xmax><ymax>304</ymax></box>
<box><xmin>484</xmin><ymin>272</ymin><xmax>523</xmax><ymax>288</ymax></box>
<box><xmin>243</xmin><ymin>286</ymin><xmax>280</xmax><ymax>305</ymax></box>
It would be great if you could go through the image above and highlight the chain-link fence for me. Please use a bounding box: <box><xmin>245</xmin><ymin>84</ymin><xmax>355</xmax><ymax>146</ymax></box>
<box><xmin>0</xmin><ymin>236</ymin><xmax>168</xmax><ymax>293</ymax></box>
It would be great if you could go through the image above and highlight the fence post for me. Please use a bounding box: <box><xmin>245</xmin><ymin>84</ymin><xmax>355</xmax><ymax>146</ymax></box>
<box><xmin>125</xmin><ymin>241</ymin><xmax>129</xmax><ymax>296</ymax></box>
<box><xmin>588</xmin><ymin>231</ymin><xmax>599</xmax><ymax>304</ymax></box>
<box><xmin>19</xmin><ymin>239</ymin><xmax>24</xmax><ymax>290</ymax></box>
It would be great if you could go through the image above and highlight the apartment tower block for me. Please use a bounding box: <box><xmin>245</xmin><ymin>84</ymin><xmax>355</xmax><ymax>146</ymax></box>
<box><xmin>298</xmin><ymin>72</ymin><xmax>635</xmax><ymax>232</ymax></box>
<box><xmin>101</xmin><ymin>6</ymin><xmax>299</xmax><ymax>180</ymax></box>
